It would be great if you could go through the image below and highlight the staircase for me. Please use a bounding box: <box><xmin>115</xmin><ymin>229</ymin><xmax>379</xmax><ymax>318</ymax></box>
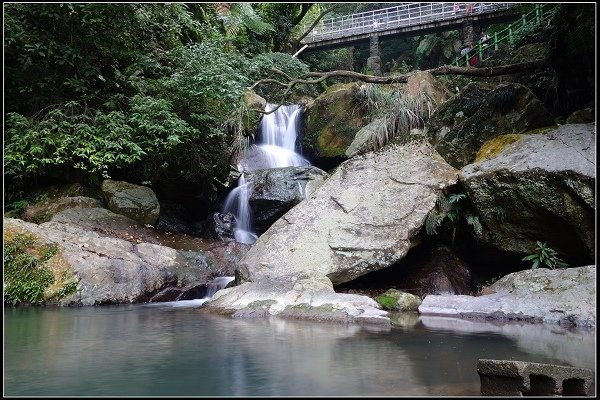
<box><xmin>454</xmin><ymin>4</ymin><xmax>559</xmax><ymax>67</ymax></box>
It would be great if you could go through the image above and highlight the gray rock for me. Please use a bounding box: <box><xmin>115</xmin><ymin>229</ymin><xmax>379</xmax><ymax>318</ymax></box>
<box><xmin>101</xmin><ymin>179</ymin><xmax>160</xmax><ymax>226</ymax></box>
<box><xmin>245</xmin><ymin>165</ymin><xmax>328</xmax><ymax>233</ymax></box>
<box><xmin>459</xmin><ymin>123</ymin><xmax>596</xmax><ymax>260</ymax></box>
<box><xmin>238</xmin><ymin>141</ymin><xmax>458</xmax><ymax>286</ymax></box>
<box><xmin>3</xmin><ymin>217</ymin><xmax>237</xmax><ymax>306</ymax></box>
<box><xmin>430</xmin><ymin>82</ymin><xmax>555</xmax><ymax>168</ymax></box>
<box><xmin>477</xmin><ymin>359</ymin><xmax>594</xmax><ymax>396</ymax></box>
<box><xmin>205</xmin><ymin>276</ymin><xmax>390</xmax><ymax>327</ymax></box>
<box><xmin>418</xmin><ymin>266</ymin><xmax>596</xmax><ymax>328</ymax></box>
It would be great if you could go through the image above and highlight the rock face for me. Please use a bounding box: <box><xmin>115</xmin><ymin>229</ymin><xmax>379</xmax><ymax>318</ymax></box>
<box><xmin>397</xmin><ymin>244</ymin><xmax>473</xmax><ymax>297</ymax></box>
<box><xmin>205</xmin><ymin>142</ymin><xmax>457</xmax><ymax>325</ymax></box>
<box><xmin>238</xmin><ymin>141</ymin><xmax>459</xmax><ymax>285</ymax></box>
<box><xmin>22</xmin><ymin>196</ymin><xmax>102</xmax><ymax>224</ymax></box>
<box><xmin>428</xmin><ymin>82</ymin><xmax>555</xmax><ymax>168</ymax></box>
<box><xmin>3</xmin><ymin>206</ymin><xmax>248</xmax><ymax>306</ymax></box>
<box><xmin>419</xmin><ymin>265</ymin><xmax>596</xmax><ymax>329</ymax></box>
<box><xmin>245</xmin><ymin>165</ymin><xmax>328</xmax><ymax>233</ymax></box>
<box><xmin>459</xmin><ymin>123</ymin><xmax>596</xmax><ymax>262</ymax></box>
<box><xmin>405</xmin><ymin>71</ymin><xmax>452</xmax><ymax>105</ymax></box>
<box><xmin>200</xmin><ymin>212</ymin><xmax>235</xmax><ymax>241</ymax></box>
<box><xmin>304</xmin><ymin>82</ymin><xmax>368</xmax><ymax>161</ymax></box>
<box><xmin>101</xmin><ymin>179</ymin><xmax>160</xmax><ymax>226</ymax></box>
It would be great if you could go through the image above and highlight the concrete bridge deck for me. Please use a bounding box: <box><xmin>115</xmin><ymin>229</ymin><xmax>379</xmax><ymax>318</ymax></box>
<box><xmin>301</xmin><ymin>3</ymin><xmax>523</xmax><ymax>51</ymax></box>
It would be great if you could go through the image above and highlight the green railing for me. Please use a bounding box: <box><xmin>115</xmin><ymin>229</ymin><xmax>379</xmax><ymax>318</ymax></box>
<box><xmin>453</xmin><ymin>4</ymin><xmax>559</xmax><ymax>67</ymax></box>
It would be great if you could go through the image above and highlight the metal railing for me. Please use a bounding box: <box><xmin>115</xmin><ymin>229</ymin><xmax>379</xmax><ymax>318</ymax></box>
<box><xmin>454</xmin><ymin>4</ymin><xmax>558</xmax><ymax>67</ymax></box>
<box><xmin>302</xmin><ymin>3</ymin><xmax>519</xmax><ymax>44</ymax></box>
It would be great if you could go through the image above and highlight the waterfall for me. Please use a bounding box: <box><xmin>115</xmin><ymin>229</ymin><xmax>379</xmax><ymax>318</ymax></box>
<box><xmin>223</xmin><ymin>103</ymin><xmax>310</xmax><ymax>245</ymax></box>
<box><xmin>222</xmin><ymin>174</ymin><xmax>257</xmax><ymax>245</ymax></box>
<box><xmin>153</xmin><ymin>276</ymin><xmax>235</xmax><ymax>307</ymax></box>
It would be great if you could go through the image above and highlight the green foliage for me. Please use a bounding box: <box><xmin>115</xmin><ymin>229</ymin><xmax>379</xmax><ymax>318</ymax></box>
<box><xmin>522</xmin><ymin>241</ymin><xmax>569</xmax><ymax>270</ymax></box>
<box><xmin>248</xmin><ymin>52</ymin><xmax>315</xmax><ymax>100</ymax></box>
<box><xmin>415</xmin><ymin>31</ymin><xmax>461</xmax><ymax>69</ymax></box>
<box><xmin>215</xmin><ymin>3</ymin><xmax>274</xmax><ymax>37</ymax></box>
<box><xmin>4</xmin><ymin>3</ymin><xmax>200</xmax><ymax>116</ymax></box>
<box><xmin>425</xmin><ymin>192</ymin><xmax>481</xmax><ymax>240</ymax></box>
<box><xmin>4</xmin><ymin>96</ymin><xmax>193</xmax><ymax>185</ymax></box>
<box><xmin>3</xmin><ymin>234</ymin><xmax>57</xmax><ymax>306</ymax></box>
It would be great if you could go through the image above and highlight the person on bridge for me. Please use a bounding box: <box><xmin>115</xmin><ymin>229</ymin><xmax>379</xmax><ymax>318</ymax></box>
<box><xmin>480</xmin><ymin>30</ymin><xmax>490</xmax><ymax>47</ymax></box>
<box><xmin>466</xmin><ymin>3</ymin><xmax>474</xmax><ymax>15</ymax></box>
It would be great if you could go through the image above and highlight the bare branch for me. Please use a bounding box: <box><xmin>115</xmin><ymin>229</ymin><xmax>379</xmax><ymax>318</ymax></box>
<box><xmin>248</xmin><ymin>58</ymin><xmax>550</xmax><ymax>115</ymax></box>
<box><xmin>295</xmin><ymin>4</ymin><xmax>343</xmax><ymax>44</ymax></box>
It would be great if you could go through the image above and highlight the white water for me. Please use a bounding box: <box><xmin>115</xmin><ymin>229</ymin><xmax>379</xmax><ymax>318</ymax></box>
<box><xmin>147</xmin><ymin>276</ymin><xmax>235</xmax><ymax>307</ymax></box>
<box><xmin>223</xmin><ymin>103</ymin><xmax>309</xmax><ymax>245</ymax></box>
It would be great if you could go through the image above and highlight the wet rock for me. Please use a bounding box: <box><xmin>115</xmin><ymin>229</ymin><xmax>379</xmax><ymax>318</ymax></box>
<box><xmin>200</xmin><ymin>212</ymin><xmax>236</xmax><ymax>241</ymax></box>
<box><xmin>376</xmin><ymin>289</ymin><xmax>422</xmax><ymax>311</ymax></box>
<box><xmin>101</xmin><ymin>179</ymin><xmax>160</xmax><ymax>226</ymax></box>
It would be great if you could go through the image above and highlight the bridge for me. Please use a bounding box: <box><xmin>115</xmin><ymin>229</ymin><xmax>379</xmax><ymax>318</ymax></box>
<box><xmin>300</xmin><ymin>3</ymin><xmax>523</xmax><ymax>50</ymax></box>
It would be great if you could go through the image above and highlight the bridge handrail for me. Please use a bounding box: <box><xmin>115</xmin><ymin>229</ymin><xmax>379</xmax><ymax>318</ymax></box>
<box><xmin>301</xmin><ymin>3</ymin><xmax>519</xmax><ymax>44</ymax></box>
<box><xmin>454</xmin><ymin>4</ymin><xmax>559</xmax><ymax>67</ymax></box>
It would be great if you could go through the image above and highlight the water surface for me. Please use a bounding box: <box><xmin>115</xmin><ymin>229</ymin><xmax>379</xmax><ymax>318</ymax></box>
<box><xmin>4</xmin><ymin>304</ymin><xmax>595</xmax><ymax>396</ymax></box>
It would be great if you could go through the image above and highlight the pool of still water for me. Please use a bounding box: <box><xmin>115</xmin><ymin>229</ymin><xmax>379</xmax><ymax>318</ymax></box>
<box><xmin>4</xmin><ymin>302</ymin><xmax>596</xmax><ymax>396</ymax></box>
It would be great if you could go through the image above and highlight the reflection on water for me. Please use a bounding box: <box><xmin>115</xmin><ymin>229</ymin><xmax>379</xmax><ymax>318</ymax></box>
<box><xmin>4</xmin><ymin>304</ymin><xmax>596</xmax><ymax>396</ymax></box>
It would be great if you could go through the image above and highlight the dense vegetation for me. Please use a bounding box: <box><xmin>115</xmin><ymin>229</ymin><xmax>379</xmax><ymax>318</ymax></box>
<box><xmin>4</xmin><ymin>3</ymin><xmax>317</xmax><ymax>208</ymax></box>
<box><xmin>4</xmin><ymin>3</ymin><xmax>592</xmax><ymax>214</ymax></box>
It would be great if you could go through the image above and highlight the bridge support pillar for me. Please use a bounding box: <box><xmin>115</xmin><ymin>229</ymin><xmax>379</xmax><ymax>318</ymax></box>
<box><xmin>366</xmin><ymin>35</ymin><xmax>381</xmax><ymax>76</ymax></box>
<box><xmin>462</xmin><ymin>20</ymin><xmax>474</xmax><ymax>47</ymax></box>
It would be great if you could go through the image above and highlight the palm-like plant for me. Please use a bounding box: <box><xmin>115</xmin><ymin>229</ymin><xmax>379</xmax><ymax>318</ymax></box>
<box><xmin>214</xmin><ymin>3</ymin><xmax>273</xmax><ymax>37</ymax></box>
<box><xmin>522</xmin><ymin>241</ymin><xmax>569</xmax><ymax>269</ymax></box>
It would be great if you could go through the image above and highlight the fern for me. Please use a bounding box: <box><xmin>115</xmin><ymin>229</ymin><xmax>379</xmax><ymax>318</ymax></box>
<box><xmin>425</xmin><ymin>210</ymin><xmax>442</xmax><ymax>235</ymax></box>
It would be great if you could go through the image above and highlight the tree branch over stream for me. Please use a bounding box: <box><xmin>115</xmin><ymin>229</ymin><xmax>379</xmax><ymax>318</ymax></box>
<box><xmin>249</xmin><ymin>58</ymin><xmax>549</xmax><ymax>115</ymax></box>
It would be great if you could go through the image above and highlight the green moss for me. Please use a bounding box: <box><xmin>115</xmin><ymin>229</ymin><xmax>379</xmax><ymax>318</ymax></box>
<box><xmin>475</xmin><ymin>134</ymin><xmax>524</xmax><ymax>162</ymax></box>
<box><xmin>247</xmin><ymin>299</ymin><xmax>276</xmax><ymax>309</ymax></box>
<box><xmin>306</xmin><ymin>83</ymin><xmax>365</xmax><ymax>157</ymax></box>
<box><xmin>376</xmin><ymin>294</ymin><xmax>399</xmax><ymax>310</ymax></box>
<box><xmin>3</xmin><ymin>233</ymin><xmax>57</xmax><ymax>306</ymax></box>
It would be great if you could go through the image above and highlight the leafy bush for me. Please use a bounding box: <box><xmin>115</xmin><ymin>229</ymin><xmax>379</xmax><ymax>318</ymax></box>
<box><xmin>522</xmin><ymin>241</ymin><xmax>569</xmax><ymax>269</ymax></box>
<box><xmin>247</xmin><ymin>52</ymin><xmax>316</xmax><ymax>99</ymax></box>
<box><xmin>425</xmin><ymin>192</ymin><xmax>482</xmax><ymax>241</ymax></box>
<box><xmin>3</xmin><ymin>233</ymin><xmax>58</xmax><ymax>305</ymax></box>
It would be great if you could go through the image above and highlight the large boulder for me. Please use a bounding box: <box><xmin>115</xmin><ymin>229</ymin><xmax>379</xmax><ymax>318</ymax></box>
<box><xmin>205</xmin><ymin>276</ymin><xmax>390</xmax><ymax>326</ymax></box>
<box><xmin>238</xmin><ymin>141</ymin><xmax>458</xmax><ymax>285</ymax></box>
<box><xmin>459</xmin><ymin>123</ymin><xmax>595</xmax><ymax>263</ymax></box>
<box><xmin>304</xmin><ymin>82</ymin><xmax>368</xmax><ymax>161</ymax></box>
<box><xmin>419</xmin><ymin>265</ymin><xmax>596</xmax><ymax>329</ymax></box>
<box><xmin>204</xmin><ymin>141</ymin><xmax>458</xmax><ymax>325</ymax></box>
<box><xmin>3</xmin><ymin>217</ymin><xmax>239</xmax><ymax>306</ymax></box>
<box><xmin>405</xmin><ymin>71</ymin><xmax>453</xmax><ymax>105</ymax></box>
<box><xmin>101</xmin><ymin>179</ymin><xmax>160</xmax><ymax>226</ymax></box>
<box><xmin>245</xmin><ymin>165</ymin><xmax>328</xmax><ymax>233</ymax></box>
<box><xmin>428</xmin><ymin>82</ymin><xmax>555</xmax><ymax>168</ymax></box>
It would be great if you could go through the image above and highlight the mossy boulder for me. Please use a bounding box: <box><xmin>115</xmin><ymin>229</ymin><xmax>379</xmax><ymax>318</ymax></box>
<box><xmin>425</xmin><ymin>81</ymin><xmax>496</xmax><ymax>146</ymax></box>
<box><xmin>566</xmin><ymin>108</ymin><xmax>595</xmax><ymax>124</ymax></box>
<box><xmin>242</xmin><ymin>89</ymin><xmax>267</xmax><ymax>135</ymax></box>
<box><xmin>101</xmin><ymin>179</ymin><xmax>160</xmax><ymax>226</ymax></box>
<box><xmin>431</xmin><ymin>82</ymin><xmax>555</xmax><ymax>168</ymax></box>
<box><xmin>376</xmin><ymin>289</ymin><xmax>422</xmax><ymax>311</ymax></box>
<box><xmin>304</xmin><ymin>82</ymin><xmax>368</xmax><ymax>161</ymax></box>
<box><xmin>3</xmin><ymin>229</ymin><xmax>76</xmax><ymax>306</ymax></box>
<box><xmin>459</xmin><ymin>123</ymin><xmax>595</xmax><ymax>265</ymax></box>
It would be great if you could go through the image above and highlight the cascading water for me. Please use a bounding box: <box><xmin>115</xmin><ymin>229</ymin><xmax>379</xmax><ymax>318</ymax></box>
<box><xmin>223</xmin><ymin>103</ymin><xmax>310</xmax><ymax>245</ymax></box>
